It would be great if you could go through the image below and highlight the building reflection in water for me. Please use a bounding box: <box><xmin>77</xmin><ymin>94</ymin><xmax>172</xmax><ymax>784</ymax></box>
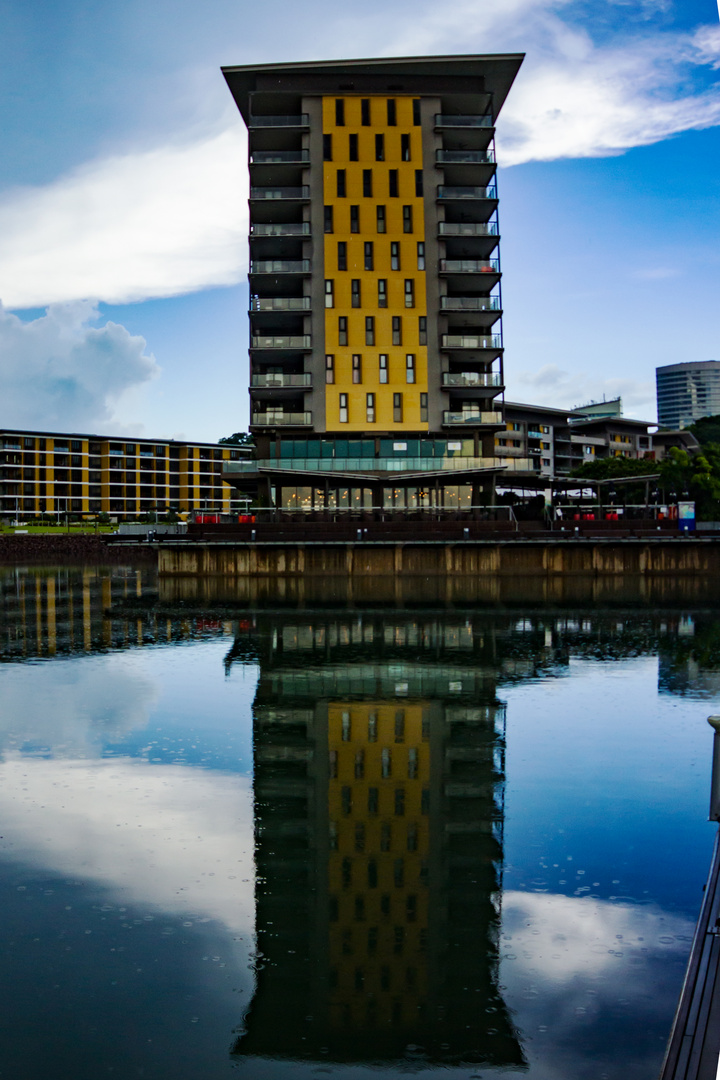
<box><xmin>228</xmin><ymin>614</ymin><xmax>525</xmax><ymax>1068</ymax></box>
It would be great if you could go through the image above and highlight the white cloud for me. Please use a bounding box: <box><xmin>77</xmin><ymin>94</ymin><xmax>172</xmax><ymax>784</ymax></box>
<box><xmin>509</xmin><ymin>363</ymin><xmax>656</xmax><ymax>417</ymax></box>
<box><xmin>0</xmin><ymin>300</ymin><xmax>159</xmax><ymax>431</ymax></box>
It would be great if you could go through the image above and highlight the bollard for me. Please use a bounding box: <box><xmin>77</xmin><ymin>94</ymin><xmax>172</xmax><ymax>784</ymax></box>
<box><xmin>251</xmin><ymin>529</ymin><xmax>256</xmax><ymax>541</ymax></box>
<box><xmin>356</xmin><ymin>528</ymin><xmax>362</xmax><ymax>540</ymax></box>
<box><xmin>463</xmin><ymin>527</ymin><xmax>469</xmax><ymax>538</ymax></box>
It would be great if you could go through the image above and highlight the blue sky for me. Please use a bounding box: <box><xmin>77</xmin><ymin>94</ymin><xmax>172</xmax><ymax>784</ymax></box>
<box><xmin>0</xmin><ymin>0</ymin><xmax>718</xmax><ymax>440</ymax></box>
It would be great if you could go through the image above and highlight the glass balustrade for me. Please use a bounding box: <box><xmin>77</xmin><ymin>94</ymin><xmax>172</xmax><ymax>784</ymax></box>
<box><xmin>440</xmin><ymin>296</ymin><xmax>501</xmax><ymax>311</ymax></box>
<box><xmin>250</xmin><ymin>413</ymin><xmax>313</xmax><ymax>427</ymax></box>
<box><xmin>251</xmin><ymin>336</ymin><xmax>312</xmax><ymax>349</ymax></box>
<box><xmin>441</xmin><ymin>334</ymin><xmax>502</xmax><ymax>349</ymax></box>
<box><xmin>250</xmin><ymin>260</ymin><xmax>311</xmax><ymax>274</ymax></box>
<box><xmin>443</xmin><ymin>411</ymin><xmax>504</xmax><ymax>426</ymax></box>
<box><xmin>224</xmin><ymin>456</ymin><xmax>500</xmax><ymax>474</ymax></box>
<box><xmin>436</xmin><ymin>149</ymin><xmax>496</xmax><ymax>164</ymax></box>
<box><xmin>250</xmin><ymin>150</ymin><xmax>310</xmax><ymax>163</ymax></box>
<box><xmin>435</xmin><ymin>114</ymin><xmax>493</xmax><ymax>127</ymax></box>
<box><xmin>249</xmin><ymin>186</ymin><xmax>310</xmax><ymax>200</ymax></box>
<box><xmin>250</xmin><ymin>297</ymin><xmax>311</xmax><ymax>311</ymax></box>
<box><xmin>439</xmin><ymin>260</ymin><xmax>500</xmax><ymax>273</ymax></box>
<box><xmin>251</xmin><ymin>223</ymin><xmax>311</xmax><ymax>237</ymax></box>
<box><xmin>437</xmin><ymin>222</ymin><xmax>498</xmax><ymax>237</ymax></box>
<box><xmin>251</xmin><ymin>374</ymin><xmax>312</xmax><ymax>388</ymax></box>
<box><xmin>248</xmin><ymin>114</ymin><xmax>309</xmax><ymax>127</ymax></box>
<box><xmin>437</xmin><ymin>185</ymin><xmax>497</xmax><ymax>199</ymax></box>
<box><xmin>442</xmin><ymin>372</ymin><xmax>502</xmax><ymax>387</ymax></box>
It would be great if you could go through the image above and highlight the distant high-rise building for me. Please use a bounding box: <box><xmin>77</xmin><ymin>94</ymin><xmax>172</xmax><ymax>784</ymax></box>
<box><xmin>656</xmin><ymin>361</ymin><xmax>720</xmax><ymax>429</ymax></box>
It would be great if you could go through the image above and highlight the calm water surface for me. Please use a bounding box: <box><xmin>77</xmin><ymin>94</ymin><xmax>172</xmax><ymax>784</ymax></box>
<box><xmin>1</xmin><ymin>564</ymin><xmax>719</xmax><ymax>1079</ymax></box>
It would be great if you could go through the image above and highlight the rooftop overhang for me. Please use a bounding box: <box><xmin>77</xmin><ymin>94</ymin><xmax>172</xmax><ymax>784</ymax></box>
<box><xmin>223</xmin><ymin>465</ymin><xmax>506</xmax><ymax>485</ymax></box>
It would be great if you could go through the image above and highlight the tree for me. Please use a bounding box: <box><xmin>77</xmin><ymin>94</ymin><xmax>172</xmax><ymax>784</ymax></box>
<box><xmin>219</xmin><ymin>432</ymin><xmax>254</xmax><ymax>447</ymax></box>
<box><xmin>688</xmin><ymin>414</ymin><xmax>720</xmax><ymax>448</ymax></box>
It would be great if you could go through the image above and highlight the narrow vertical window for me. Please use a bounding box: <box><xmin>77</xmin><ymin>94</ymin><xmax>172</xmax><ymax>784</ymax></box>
<box><xmin>404</xmin><ymin>279</ymin><xmax>415</xmax><ymax>308</ymax></box>
<box><xmin>350</xmin><ymin>205</ymin><xmax>359</xmax><ymax>233</ymax></box>
<box><xmin>390</xmin><ymin>242</ymin><xmax>400</xmax><ymax>271</ymax></box>
<box><xmin>365</xmin><ymin>316</ymin><xmax>375</xmax><ymax>346</ymax></box>
<box><xmin>342</xmin><ymin>711</ymin><xmax>351</xmax><ymax>740</ymax></box>
<box><xmin>375</xmin><ymin>133</ymin><xmax>385</xmax><ymax>161</ymax></box>
<box><xmin>376</xmin><ymin>205</ymin><xmax>386</xmax><ymax>233</ymax></box>
<box><xmin>418</xmin><ymin>316</ymin><xmax>427</xmax><ymax>344</ymax></box>
<box><xmin>368</xmin><ymin>712</ymin><xmax>378</xmax><ymax>741</ymax></box>
<box><xmin>401</xmin><ymin>133</ymin><xmax>411</xmax><ymax>161</ymax></box>
<box><xmin>381</xmin><ymin>823</ymin><xmax>391</xmax><ymax>852</ymax></box>
<box><xmin>323</xmin><ymin>133</ymin><xmax>333</xmax><ymax>160</ymax></box>
<box><xmin>361</xmin><ymin>98</ymin><xmax>370</xmax><ymax>125</ymax></box>
<box><xmin>377</xmin><ymin>279</ymin><xmax>388</xmax><ymax>308</ymax></box>
<box><xmin>420</xmin><ymin>392</ymin><xmax>428</xmax><ymax>422</ymax></box>
<box><xmin>412</xmin><ymin>99</ymin><xmax>421</xmax><ymax>126</ymax></box>
<box><xmin>395</xmin><ymin>789</ymin><xmax>405</xmax><ymax>816</ymax></box>
<box><xmin>393</xmin><ymin>393</ymin><xmax>403</xmax><ymax>422</ymax></box>
<box><xmin>406</xmin><ymin>354</ymin><xmax>416</xmax><ymax>383</ymax></box>
<box><xmin>339</xmin><ymin>393</ymin><xmax>349</xmax><ymax>423</ymax></box>
<box><xmin>325</xmin><ymin>279</ymin><xmax>334</xmax><ymax>308</ymax></box>
<box><xmin>387</xmin><ymin>99</ymin><xmax>397</xmax><ymax>126</ymax></box>
<box><xmin>326</xmin><ymin>354</ymin><xmax>335</xmax><ymax>384</ymax></box>
<box><xmin>417</xmin><ymin>242</ymin><xmax>425</xmax><ymax>270</ymax></box>
<box><xmin>379</xmin><ymin>354</ymin><xmax>389</xmax><ymax>383</ymax></box>
<box><xmin>324</xmin><ymin>205</ymin><xmax>334</xmax><ymax>233</ymax></box>
<box><xmin>403</xmin><ymin>205</ymin><xmax>413</xmax><ymax>233</ymax></box>
<box><xmin>415</xmin><ymin>170</ymin><xmax>423</xmax><ymax>197</ymax></box>
<box><xmin>392</xmin><ymin>316</ymin><xmax>402</xmax><ymax>345</ymax></box>
<box><xmin>389</xmin><ymin>170</ymin><xmax>398</xmax><ymax>198</ymax></box>
<box><xmin>364</xmin><ymin>241</ymin><xmax>374</xmax><ymax>271</ymax></box>
<box><xmin>366</xmin><ymin>393</ymin><xmax>376</xmax><ymax>424</ymax></box>
<box><xmin>338</xmin><ymin>316</ymin><xmax>348</xmax><ymax>345</ymax></box>
<box><xmin>335</xmin><ymin>99</ymin><xmax>345</xmax><ymax>126</ymax></box>
<box><xmin>351</xmin><ymin>279</ymin><xmax>361</xmax><ymax>307</ymax></box>
<box><xmin>381</xmin><ymin>748</ymin><xmax>392</xmax><ymax>778</ymax></box>
<box><xmin>362</xmin><ymin>169</ymin><xmax>373</xmax><ymax>197</ymax></box>
<box><xmin>337</xmin><ymin>241</ymin><xmax>347</xmax><ymax>271</ymax></box>
<box><xmin>349</xmin><ymin>133</ymin><xmax>358</xmax><ymax>161</ymax></box>
<box><xmin>352</xmin><ymin>354</ymin><xmax>362</xmax><ymax>383</ymax></box>
<box><xmin>337</xmin><ymin>169</ymin><xmax>346</xmax><ymax>197</ymax></box>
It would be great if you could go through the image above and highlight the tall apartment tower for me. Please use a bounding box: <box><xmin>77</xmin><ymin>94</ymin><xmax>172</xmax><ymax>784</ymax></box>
<box><xmin>222</xmin><ymin>55</ymin><xmax>524</xmax><ymax>514</ymax></box>
<box><xmin>656</xmin><ymin>361</ymin><xmax>720</xmax><ymax>430</ymax></box>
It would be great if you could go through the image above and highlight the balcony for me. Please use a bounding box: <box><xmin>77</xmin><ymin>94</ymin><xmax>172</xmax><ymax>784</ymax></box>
<box><xmin>224</xmin><ymin>456</ymin><xmax>500</xmax><ymax>475</ymax></box>
<box><xmin>251</xmin><ymin>373</ymin><xmax>312</xmax><ymax>388</ymax></box>
<box><xmin>439</xmin><ymin>259</ymin><xmax>499</xmax><ymax>274</ymax></box>
<box><xmin>443</xmin><ymin>411</ymin><xmax>504</xmax><ymax>426</ymax></box>
<box><xmin>250</xmin><ymin>412</ymin><xmax>313</xmax><ymax>427</ymax></box>
<box><xmin>436</xmin><ymin>149</ymin><xmax>495</xmax><ymax>164</ymax></box>
<box><xmin>440</xmin><ymin>296</ymin><xmax>501</xmax><ymax>312</ymax></box>
<box><xmin>437</xmin><ymin>185</ymin><xmax>497</xmax><ymax>200</ymax></box>
<box><xmin>442</xmin><ymin>372</ymin><xmax>502</xmax><ymax>388</ymax></box>
<box><xmin>251</xmin><ymin>223</ymin><xmax>310</xmax><ymax>237</ymax></box>
<box><xmin>249</xmin><ymin>114</ymin><xmax>309</xmax><ymax>128</ymax></box>
<box><xmin>435</xmin><ymin>114</ymin><xmax>493</xmax><ymax>128</ymax></box>
<box><xmin>250</xmin><ymin>150</ymin><xmax>309</xmax><ymax>164</ymax></box>
<box><xmin>251</xmin><ymin>335</ymin><xmax>312</xmax><ymax>349</ymax></box>
<box><xmin>437</xmin><ymin>222</ymin><xmax>498</xmax><ymax>238</ymax></box>
<box><xmin>249</xmin><ymin>186</ymin><xmax>310</xmax><ymax>200</ymax></box>
<box><xmin>249</xmin><ymin>260</ymin><xmax>311</xmax><ymax>274</ymax></box>
<box><xmin>250</xmin><ymin>296</ymin><xmax>311</xmax><ymax>312</ymax></box>
<box><xmin>441</xmin><ymin>334</ymin><xmax>502</xmax><ymax>350</ymax></box>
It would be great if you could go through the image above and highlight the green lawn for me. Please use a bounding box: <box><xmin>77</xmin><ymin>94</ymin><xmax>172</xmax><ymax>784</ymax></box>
<box><xmin>0</xmin><ymin>524</ymin><xmax>118</xmax><ymax>534</ymax></box>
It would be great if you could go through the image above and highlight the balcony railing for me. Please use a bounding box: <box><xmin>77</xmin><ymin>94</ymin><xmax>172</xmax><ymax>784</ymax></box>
<box><xmin>439</xmin><ymin>259</ymin><xmax>500</xmax><ymax>274</ymax></box>
<box><xmin>251</xmin><ymin>335</ymin><xmax>312</xmax><ymax>349</ymax></box>
<box><xmin>250</xmin><ymin>150</ymin><xmax>310</xmax><ymax>164</ymax></box>
<box><xmin>250</xmin><ymin>260</ymin><xmax>311</xmax><ymax>274</ymax></box>
<box><xmin>250</xmin><ymin>412</ymin><xmax>313</xmax><ymax>427</ymax></box>
<box><xmin>251</xmin><ymin>223</ymin><xmax>310</xmax><ymax>237</ymax></box>
<box><xmin>251</xmin><ymin>373</ymin><xmax>312</xmax><ymax>388</ymax></box>
<box><xmin>437</xmin><ymin>222</ymin><xmax>498</xmax><ymax>237</ymax></box>
<box><xmin>224</xmin><ymin>456</ymin><xmax>500</xmax><ymax>474</ymax></box>
<box><xmin>436</xmin><ymin>149</ymin><xmax>496</xmax><ymax>164</ymax></box>
<box><xmin>443</xmin><ymin>411</ymin><xmax>504</xmax><ymax>426</ymax></box>
<box><xmin>437</xmin><ymin>186</ymin><xmax>497</xmax><ymax>200</ymax></box>
<box><xmin>435</xmin><ymin>114</ymin><xmax>493</xmax><ymax>128</ymax></box>
<box><xmin>249</xmin><ymin>114</ymin><xmax>309</xmax><ymax>128</ymax></box>
<box><xmin>442</xmin><ymin>372</ymin><xmax>502</xmax><ymax>388</ymax></box>
<box><xmin>249</xmin><ymin>186</ymin><xmax>310</xmax><ymax>200</ymax></box>
<box><xmin>440</xmin><ymin>296</ymin><xmax>501</xmax><ymax>312</ymax></box>
<box><xmin>442</xmin><ymin>334</ymin><xmax>502</xmax><ymax>350</ymax></box>
<box><xmin>250</xmin><ymin>296</ymin><xmax>311</xmax><ymax>312</ymax></box>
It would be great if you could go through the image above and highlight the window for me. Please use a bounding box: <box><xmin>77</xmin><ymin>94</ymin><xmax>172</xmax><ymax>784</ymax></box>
<box><xmin>338</xmin><ymin>241</ymin><xmax>347</xmax><ymax>271</ymax></box>
<box><xmin>387</xmin><ymin>98</ymin><xmax>396</xmax><ymax>125</ymax></box>
<box><xmin>350</xmin><ymin>205</ymin><xmax>359</xmax><ymax>233</ymax></box>
<box><xmin>326</xmin><ymin>354</ymin><xmax>335</xmax><ymax>384</ymax></box>
<box><xmin>417</xmin><ymin>242</ymin><xmax>425</xmax><ymax>270</ymax></box>
<box><xmin>339</xmin><ymin>393</ymin><xmax>349</xmax><ymax>423</ymax></box>
<box><xmin>368</xmin><ymin>788</ymin><xmax>379</xmax><ymax>814</ymax></box>
<box><xmin>381</xmin><ymin>748</ymin><xmax>392</xmax><ymax>778</ymax></box>
<box><xmin>349</xmin><ymin>133</ymin><xmax>358</xmax><ymax>160</ymax></box>
<box><xmin>406</xmin><ymin>354</ymin><xmax>416</xmax><ymax>383</ymax></box>
<box><xmin>352</xmin><ymin>354</ymin><xmax>362</xmax><ymax>383</ymax></box>
<box><xmin>335</xmin><ymin>98</ymin><xmax>345</xmax><ymax>125</ymax></box>
<box><xmin>337</xmin><ymin>169</ymin><xmax>346</xmax><ymax>197</ymax></box>
<box><xmin>338</xmin><ymin>316</ymin><xmax>348</xmax><ymax>345</ymax></box>
<box><xmin>393</xmin><ymin>392</ymin><xmax>403</xmax><ymax>422</ymax></box>
<box><xmin>401</xmin><ymin>133</ymin><xmax>411</xmax><ymax>161</ymax></box>
<box><xmin>418</xmin><ymin>316</ymin><xmax>427</xmax><ymax>344</ymax></box>
<box><xmin>389</xmin><ymin>169</ymin><xmax>398</xmax><ymax>197</ymax></box>
<box><xmin>415</xmin><ymin>170</ymin><xmax>423</xmax><ymax>196</ymax></box>
<box><xmin>324</xmin><ymin>205</ymin><xmax>333</xmax><ymax>233</ymax></box>
<box><xmin>375</xmin><ymin>133</ymin><xmax>384</xmax><ymax>161</ymax></box>
<box><xmin>378</xmin><ymin>279</ymin><xmax>387</xmax><ymax>308</ymax></box>
<box><xmin>367</xmin><ymin>393</ymin><xmax>376</xmax><ymax>423</ymax></box>
<box><xmin>365</xmin><ymin>316</ymin><xmax>375</xmax><ymax>345</ymax></box>
<box><xmin>392</xmin><ymin>316</ymin><xmax>402</xmax><ymax>345</ymax></box>
<box><xmin>412</xmin><ymin>98</ymin><xmax>421</xmax><ymax>125</ymax></box>
<box><xmin>404</xmin><ymin>279</ymin><xmax>414</xmax><ymax>308</ymax></box>
<box><xmin>368</xmin><ymin>712</ymin><xmax>378</xmax><ymax>741</ymax></box>
<box><xmin>351</xmin><ymin>279</ymin><xmax>361</xmax><ymax>307</ymax></box>
<box><xmin>361</xmin><ymin>98</ymin><xmax>370</xmax><ymax>125</ymax></box>
<box><xmin>323</xmin><ymin>133</ymin><xmax>332</xmax><ymax>160</ymax></box>
<box><xmin>390</xmin><ymin>242</ymin><xmax>400</xmax><ymax>270</ymax></box>
<box><xmin>395</xmin><ymin>789</ymin><xmax>405</xmax><ymax>816</ymax></box>
<box><xmin>362</xmin><ymin>169</ymin><xmax>372</xmax><ymax>197</ymax></box>
<box><xmin>402</xmin><ymin>205</ymin><xmax>413</xmax><ymax>233</ymax></box>
<box><xmin>376</xmin><ymin>205</ymin><xmax>386</xmax><ymax>233</ymax></box>
<box><xmin>420</xmin><ymin>392</ymin><xmax>428</xmax><ymax>422</ymax></box>
<box><xmin>364</xmin><ymin>241</ymin><xmax>374</xmax><ymax>271</ymax></box>
<box><xmin>379</xmin><ymin>354</ymin><xmax>389</xmax><ymax>383</ymax></box>
<box><xmin>325</xmin><ymin>279</ymin><xmax>334</xmax><ymax>307</ymax></box>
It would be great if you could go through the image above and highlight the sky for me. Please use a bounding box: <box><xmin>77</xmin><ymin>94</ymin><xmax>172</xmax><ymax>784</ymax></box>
<box><xmin>0</xmin><ymin>0</ymin><xmax>718</xmax><ymax>441</ymax></box>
